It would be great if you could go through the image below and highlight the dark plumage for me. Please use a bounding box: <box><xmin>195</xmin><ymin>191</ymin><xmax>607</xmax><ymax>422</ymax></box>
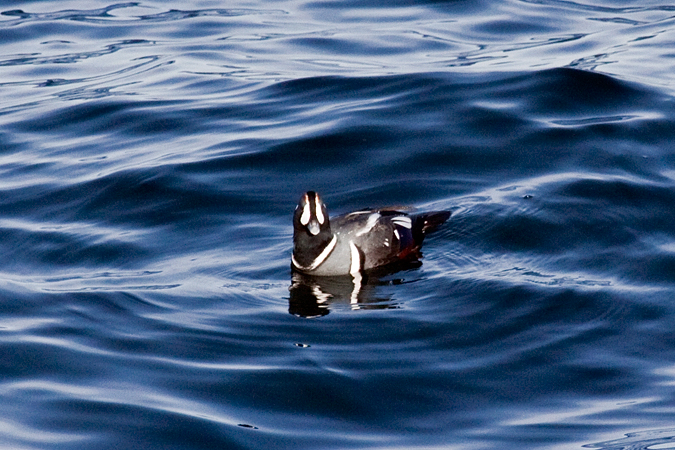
<box><xmin>292</xmin><ymin>191</ymin><xmax>450</xmax><ymax>276</ymax></box>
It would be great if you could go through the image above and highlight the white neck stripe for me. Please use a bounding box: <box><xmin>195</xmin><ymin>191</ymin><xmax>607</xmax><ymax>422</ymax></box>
<box><xmin>292</xmin><ymin>234</ymin><xmax>337</xmax><ymax>272</ymax></box>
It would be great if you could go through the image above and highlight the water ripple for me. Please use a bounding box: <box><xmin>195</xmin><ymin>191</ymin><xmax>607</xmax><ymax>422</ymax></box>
<box><xmin>585</xmin><ymin>427</ymin><xmax>675</xmax><ymax>450</ymax></box>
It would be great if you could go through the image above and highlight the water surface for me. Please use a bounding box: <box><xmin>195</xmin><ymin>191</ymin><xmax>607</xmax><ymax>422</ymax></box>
<box><xmin>2</xmin><ymin>1</ymin><xmax>675</xmax><ymax>449</ymax></box>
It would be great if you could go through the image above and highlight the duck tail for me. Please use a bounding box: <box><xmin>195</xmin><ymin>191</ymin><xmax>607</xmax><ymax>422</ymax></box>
<box><xmin>412</xmin><ymin>210</ymin><xmax>451</xmax><ymax>243</ymax></box>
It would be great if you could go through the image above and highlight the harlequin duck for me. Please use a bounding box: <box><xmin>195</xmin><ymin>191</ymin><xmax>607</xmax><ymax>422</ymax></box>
<box><xmin>292</xmin><ymin>191</ymin><xmax>451</xmax><ymax>276</ymax></box>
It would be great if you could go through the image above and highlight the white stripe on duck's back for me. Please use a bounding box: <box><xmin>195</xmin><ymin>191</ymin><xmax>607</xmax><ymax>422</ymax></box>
<box><xmin>391</xmin><ymin>216</ymin><xmax>412</xmax><ymax>229</ymax></box>
<box><xmin>355</xmin><ymin>213</ymin><xmax>381</xmax><ymax>236</ymax></box>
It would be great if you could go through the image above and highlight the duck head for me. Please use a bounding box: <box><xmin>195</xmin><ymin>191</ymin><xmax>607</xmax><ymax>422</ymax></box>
<box><xmin>293</xmin><ymin>191</ymin><xmax>331</xmax><ymax>237</ymax></box>
<box><xmin>292</xmin><ymin>191</ymin><xmax>335</xmax><ymax>270</ymax></box>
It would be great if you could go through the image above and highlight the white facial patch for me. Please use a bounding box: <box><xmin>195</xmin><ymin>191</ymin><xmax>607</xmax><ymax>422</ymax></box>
<box><xmin>308</xmin><ymin>220</ymin><xmax>320</xmax><ymax>236</ymax></box>
<box><xmin>315</xmin><ymin>195</ymin><xmax>324</xmax><ymax>225</ymax></box>
<box><xmin>300</xmin><ymin>196</ymin><xmax>311</xmax><ymax>226</ymax></box>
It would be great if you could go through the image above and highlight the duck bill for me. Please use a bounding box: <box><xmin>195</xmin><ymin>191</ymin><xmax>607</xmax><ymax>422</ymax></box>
<box><xmin>307</xmin><ymin>220</ymin><xmax>321</xmax><ymax>236</ymax></box>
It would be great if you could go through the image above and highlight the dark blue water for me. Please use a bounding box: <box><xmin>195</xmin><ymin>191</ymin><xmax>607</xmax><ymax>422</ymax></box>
<box><xmin>2</xmin><ymin>1</ymin><xmax>675</xmax><ymax>449</ymax></box>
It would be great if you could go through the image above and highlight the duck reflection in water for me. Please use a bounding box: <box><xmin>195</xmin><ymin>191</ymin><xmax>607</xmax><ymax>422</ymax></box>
<box><xmin>288</xmin><ymin>260</ymin><xmax>422</xmax><ymax>318</ymax></box>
